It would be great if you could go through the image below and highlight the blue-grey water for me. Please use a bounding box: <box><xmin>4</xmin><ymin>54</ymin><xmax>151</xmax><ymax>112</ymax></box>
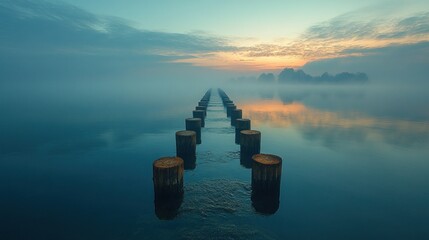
<box><xmin>1</xmin><ymin>82</ymin><xmax>429</xmax><ymax>239</ymax></box>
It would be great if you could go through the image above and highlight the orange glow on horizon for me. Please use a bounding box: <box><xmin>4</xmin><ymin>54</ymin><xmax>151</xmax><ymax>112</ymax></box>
<box><xmin>172</xmin><ymin>35</ymin><xmax>429</xmax><ymax>71</ymax></box>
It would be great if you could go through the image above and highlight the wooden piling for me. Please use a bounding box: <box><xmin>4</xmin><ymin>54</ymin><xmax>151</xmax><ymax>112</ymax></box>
<box><xmin>185</xmin><ymin>118</ymin><xmax>201</xmax><ymax>144</ymax></box>
<box><xmin>195</xmin><ymin>106</ymin><xmax>207</xmax><ymax>117</ymax></box>
<box><xmin>153</xmin><ymin>157</ymin><xmax>184</xmax><ymax>199</ymax></box>
<box><xmin>231</xmin><ymin>109</ymin><xmax>242</xmax><ymax>126</ymax></box>
<box><xmin>251</xmin><ymin>154</ymin><xmax>282</xmax><ymax>214</ymax></box>
<box><xmin>198</xmin><ymin>101</ymin><xmax>208</xmax><ymax>107</ymax></box>
<box><xmin>235</xmin><ymin>119</ymin><xmax>251</xmax><ymax>144</ymax></box>
<box><xmin>176</xmin><ymin>130</ymin><xmax>196</xmax><ymax>169</ymax></box>
<box><xmin>240</xmin><ymin>130</ymin><xmax>261</xmax><ymax>168</ymax></box>
<box><xmin>223</xmin><ymin>99</ymin><xmax>233</xmax><ymax>106</ymax></box>
<box><xmin>226</xmin><ymin>104</ymin><xmax>236</xmax><ymax>117</ymax></box>
<box><xmin>192</xmin><ymin>110</ymin><xmax>205</xmax><ymax>127</ymax></box>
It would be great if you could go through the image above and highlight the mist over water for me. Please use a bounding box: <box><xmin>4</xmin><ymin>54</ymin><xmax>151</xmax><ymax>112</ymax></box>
<box><xmin>1</xmin><ymin>79</ymin><xmax>428</xmax><ymax>239</ymax></box>
<box><xmin>1</xmin><ymin>1</ymin><xmax>429</xmax><ymax>239</ymax></box>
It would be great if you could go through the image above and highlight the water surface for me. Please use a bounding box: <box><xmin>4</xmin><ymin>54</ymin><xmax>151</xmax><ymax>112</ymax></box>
<box><xmin>1</xmin><ymin>82</ymin><xmax>428</xmax><ymax>239</ymax></box>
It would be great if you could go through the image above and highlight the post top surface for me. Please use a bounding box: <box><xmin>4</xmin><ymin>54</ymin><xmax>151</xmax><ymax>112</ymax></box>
<box><xmin>186</xmin><ymin>118</ymin><xmax>201</xmax><ymax>122</ymax></box>
<box><xmin>236</xmin><ymin>118</ymin><xmax>250</xmax><ymax>122</ymax></box>
<box><xmin>176</xmin><ymin>130</ymin><xmax>196</xmax><ymax>136</ymax></box>
<box><xmin>153</xmin><ymin>157</ymin><xmax>184</xmax><ymax>168</ymax></box>
<box><xmin>241</xmin><ymin>130</ymin><xmax>260</xmax><ymax>135</ymax></box>
<box><xmin>252</xmin><ymin>154</ymin><xmax>282</xmax><ymax>165</ymax></box>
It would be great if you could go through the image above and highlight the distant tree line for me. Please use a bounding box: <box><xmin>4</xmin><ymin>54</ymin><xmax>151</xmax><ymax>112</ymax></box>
<box><xmin>256</xmin><ymin>68</ymin><xmax>368</xmax><ymax>84</ymax></box>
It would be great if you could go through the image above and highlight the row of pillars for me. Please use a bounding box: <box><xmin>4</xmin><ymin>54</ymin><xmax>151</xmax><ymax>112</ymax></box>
<box><xmin>152</xmin><ymin>89</ymin><xmax>211</xmax><ymax>219</ymax></box>
<box><xmin>152</xmin><ymin>88</ymin><xmax>283</xmax><ymax>218</ymax></box>
<box><xmin>219</xmin><ymin>88</ymin><xmax>282</xmax><ymax>214</ymax></box>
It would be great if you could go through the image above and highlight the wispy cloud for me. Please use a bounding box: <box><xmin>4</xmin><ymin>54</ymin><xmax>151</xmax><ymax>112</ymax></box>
<box><xmin>0</xmin><ymin>0</ymin><xmax>234</xmax><ymax>57</ymax></box>
<box><xmin>230</xmin><ymin>9</ymin><xmax>429</xmax><ymax>69</ymax></box>
<box><xmin>1</xmin><ymin>0</ymin><xmax>428</xmax><ymax>73</ymax></box>
<box><xmin>177</xmin><ymin>7</ymin><xmax>429</xmax><ymax>71</ymax></box>
<box><xmin>0</xmin><ymin>0</ymin><xmax>241</xmax><ymax>81</ymax></box>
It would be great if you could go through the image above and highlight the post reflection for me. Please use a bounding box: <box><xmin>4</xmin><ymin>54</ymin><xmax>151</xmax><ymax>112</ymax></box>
<box><xmin>251</xmin><ymin>191</ymin><xmax>280</xmax><ymax>215</ymax></box>
<box><xmin>154</xmin><ymin>194</ymin><xmax>183</xmax><ymax>220</ymax></box>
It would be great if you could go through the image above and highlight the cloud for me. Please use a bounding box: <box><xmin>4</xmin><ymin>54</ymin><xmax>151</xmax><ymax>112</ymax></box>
<box><xmin>302</xmin><ymin>9</ymin><xmax>429</xmax><ymax>41</ymax></box>
<box><xmin>0</xmin><ymin>0</ymin><xmax>236</xmax><ymax>81</ymax></box>
<box><xmin>378</xmin><ymin>12</ymin><xmax>429</xmax><ymax>39</ymax></box>
<box><xmin>0</xmin><ymin>0</ymin><xmax>232</xmax><ymax>54</ymax></box>
<box><xmin>303</xmin><ymin>41</ymin><xmax>429</xmax><ymax>82</ymax></box>
<box><xmin>1</xmin><ymin>0</ymin><xmax>428</xmax><ymax>74</ymax></box>
<box><xmin>231</xmin><ymin>7</ymin><xmax>429</xmax><ymax>70</ymax></box>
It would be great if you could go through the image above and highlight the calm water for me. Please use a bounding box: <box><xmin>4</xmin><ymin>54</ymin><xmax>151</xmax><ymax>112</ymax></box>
<box><xmin>1</xmin><ymin>82</ymin><xmax>429</xmax><ymax>239</ymax></box>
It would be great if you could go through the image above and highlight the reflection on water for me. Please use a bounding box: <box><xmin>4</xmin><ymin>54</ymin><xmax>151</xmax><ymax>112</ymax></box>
<box><xmin>181</xmin><ymin>179</ymin><xmax>252</xmax><ymax>218</ymax></box>
<box><xmin>241</xmin><ymin>100</ymin><xmax>429</xmax><ymax>148</ymax></box>
<box><xmin>2</xmin><ymin>83</ymin><xmax>429</xmax><ymax>239</ymax></box>
<box><xmin>154</xmin><ymin>195</ymin><xmax>183</xmax><ymax>220</ymax></box>
<box><xmin>251</xmin><ymin>192</ymin><xmax>280</xmax><ymax>215</ymax></box>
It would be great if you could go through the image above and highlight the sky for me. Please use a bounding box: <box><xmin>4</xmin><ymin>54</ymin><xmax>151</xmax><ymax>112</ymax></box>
<box><xmin>60</xmin><ymin>0</ymin><xmax>378</xmax><ymax>40</ymax></box>
<box><xmin>1</xmin><ymin>0</ymin><xmax>429</xmax><ymax>82</ymax></box>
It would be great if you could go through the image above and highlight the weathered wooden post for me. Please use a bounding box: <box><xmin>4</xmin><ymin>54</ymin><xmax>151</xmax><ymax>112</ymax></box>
<box><xmin>235</xmin><ymin>119</ymin><xmax>251</xmax><ymax>144</ymax></box>
<box><xmin>226</xmin><ymin>104</ymin><xmax>236</xmax><ymax>117</ymax></box>
<box><xmin>153</xmin><ymin>156</ymin><xmax>184</xmax><ymax>220</ymax></box>
<box><xmin>176</xmin><ymin>130</ymin><xmax>196</xmax><ymax>169</ymax></box>
<box><xmin>195</xmin><ymin>106</ymin><xmax>207</xmax><ymax>117</ymax></box>
<box><xmin>231</xmin><ymin>109</ymin><xmax>242</xmax><ymax>126</ymax></box>
<box><xmin>185</xmin><ymin>118</ymin><xmax>201</xmax><ymax>144</ymax></box>
<box><xmin>153</xmin><ymin>157</ymin><xmax>184</xmax><ymax>199</ymax></box>
<box><xmin>198</xmin><ymin>101</ymin><xmax>208</xmax><ymax>107</ymax></box>
<box><xmin>192</xmin><ymin>110</ymin><xmax>205</xmax><ymax>127</ymax></box>
<box><xmin>240</xmin><ymin>130</ymin><xmax>261</xmax><ymax>168</ymax></box>
<box><xmin>224</xmin><ymin>99</ymin><xmax>233</xmax><ymax>106</ymax></box>
<box><xmin>251</xmin><ymin>154</ymin><xmax>282</xmax><ymax>215</ymax></box>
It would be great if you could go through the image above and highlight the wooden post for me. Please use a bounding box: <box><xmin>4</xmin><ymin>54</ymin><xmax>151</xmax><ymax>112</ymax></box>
<box><xmin>153</xmin><ymin>157</ymin><xmax>184</xmax><ymax>199</ymax></box>
<box><xmin>224</xmin><ymin>99</ymin><xmax>233</xmax><ymax>106</ymax></box>
<box><xmin>240</xmin><ymin>130</ymin><xmax>261</xmax><ymax>168</ymax></box>
<box><xmin>231</xmin><ymin>109</ymin><xmax>242</xmax><ymax>126</ymax></box>
<box><xmin>192</xmin><ymin>110</ymin><xmax>205</xmax><ymax>127</ymax></box>
<box><xmin>235</xmin><ymin>119</ymin><xmax>251</xmax><ymax>144</ymax></box>
<box><xmin>226</xmin><ymin>104</ymin><xmax>236</xmax><ymax>117</ymax></box>
<box><xmin>195</xmin><ymin>106</ymin><xmax>207</xmax><ymax>117</ymax></box>
<box><xmin>251</xmin><ymin>154</ymin><xmax>282</xmax><ymax>215</ymax></box>
<box><xmin>176</xmin><ymin>130</ymin><xmax>196</xmax><ymax>169</ymax></box>
<box><xmin>198</xmin><ymin>101</ymin><xmax>208</xmax><ymax>107</ymax></box>
<box><xmin>185</xmin><ymin>118</ymin><xmax>201</xmax><ymax>144</ymax></box>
